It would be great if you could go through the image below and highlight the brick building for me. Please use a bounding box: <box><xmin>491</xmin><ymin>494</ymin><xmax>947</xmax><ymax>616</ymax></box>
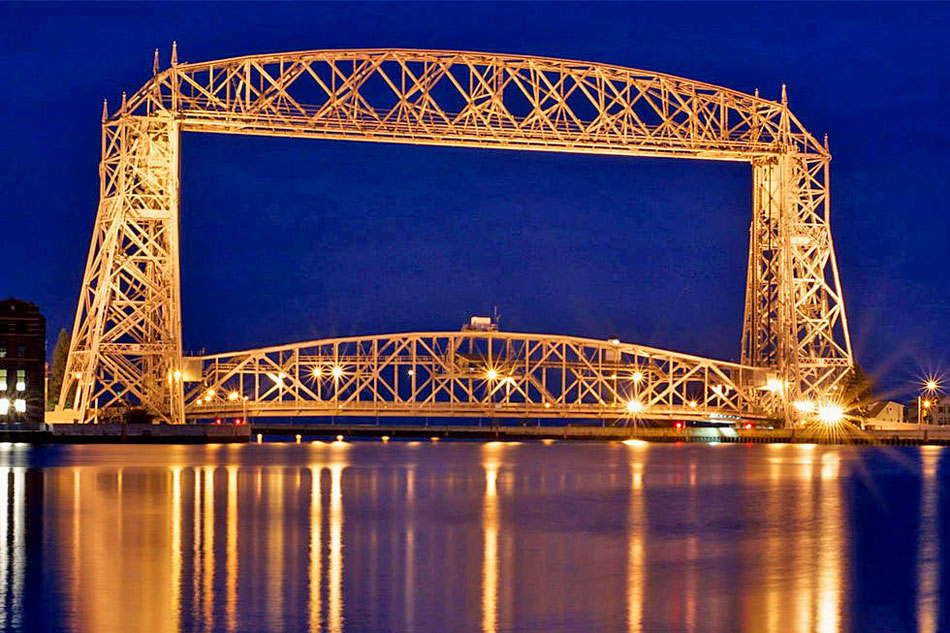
<box><xmin>0</xmin><ymin>299</ymin><xmax>46</xmax><ymax>425</ymax></box>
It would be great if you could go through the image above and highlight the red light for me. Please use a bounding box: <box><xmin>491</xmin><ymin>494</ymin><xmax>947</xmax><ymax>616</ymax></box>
<box><xmin>234</xmin><ymin>418</ymin><xmax>242</xmax><ymax>425</ymax></box>
<box><xmin>744</xmin><ymin>422</ymin><xmax>753</xmax><ymax>430</ymax></box>
<box><xmin>214</xmin><ymin>418</ymin><xmax>221</xmax><ymax>425</ymax></box>
<box><xmin>674</xmin><ymin>422</ymin><xmax>683</xmax><ymax>429</ymax></box>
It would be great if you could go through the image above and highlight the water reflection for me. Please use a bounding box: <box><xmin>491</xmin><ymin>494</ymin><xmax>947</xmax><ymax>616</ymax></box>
<box><xmin>481</xmin><ymin>448</ymin><xmax>499</xmax><ymax>633</ymax></box>
<box><xmin>328</xmin><ymin>463</ymin><xmax>344</xmax><ymax>633</ymax></box>
<box><xmin>0</xmin><ymin>443</ymin><xmax>942</xmax><ymax>632</ymax></box>
<box><xmin>817</xmin><ymin>452</ymin><xmax>843</xmax><ymax>633</ymax></box>
<box><xmin>0</xmin><ymin>467</ymin><xmax>25</xmax><ymax>631</ymax></box>
<box><xmin>308</xmin><ymin>465</ymin><xmax>321</xmax><ymax>633</ymax></box>
<box><xmin>226</xmin><ymin>466</ymin><xmax>237</xmax><ymax>633</ymax></box>
<box><xmin>918</xmin><ymin>447</ymin><xmax>939</xmax><ymax>633</ymax></box>
<box><xmin>626</xmin><ymin>447</ymin><xmax>645</xmax><ymax>633</ymax></box>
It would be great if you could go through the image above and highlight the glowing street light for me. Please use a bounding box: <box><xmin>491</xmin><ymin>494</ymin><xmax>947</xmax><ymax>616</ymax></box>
<box><xmin>626</xmin><ymin>399</ymin><xmax>644</xmax><ymax>414</ymax></box>
<box><xmin>817</xmin><ymin>403</ymin><xmax>844</xmax><ymax>425</ymax></box>
<box><xmin>631</xmin><ymin>371</ymin><xmax>643</xmax><ymax>384</ymax></box>
<box><xmin>918</xmin><ymin>377</ymin><xmax>942</xmax><ymax>428</ymax></box>
<box><xmin>331</xmin><ymin>366</ymin><xmax>343</xmax><ymax>379</ymax></box>
<box><xmin>793</xmin><ymin>400</ymin><xmax>815</xmax><ymax>414</ymax></box>
<box><xmin>486</xmin><ymin>368</ymin><xmax>498</xmax><ymax>381</ymax></box>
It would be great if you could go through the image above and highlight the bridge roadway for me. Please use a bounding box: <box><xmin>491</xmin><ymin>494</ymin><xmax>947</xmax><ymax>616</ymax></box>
<box><xmin>183</xmin><ymin>330</ymin><xmax>780</xmax><ymax>423</ymax></box>
<box><xmin>249</xmin><ymin>421</ymin><xmax>950</xmax><ymax>446</ymax></box>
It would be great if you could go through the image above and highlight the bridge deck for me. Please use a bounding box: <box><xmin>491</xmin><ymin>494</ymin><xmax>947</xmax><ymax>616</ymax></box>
<box><xmin>184</xmin><ymin>330</ymin><xmax>776</xmax><ymax>423</ymax></box>
<box><xmin>249</xmin><ymin>422</ymin><xmax>950</xmax><ymax>446</ymax></box>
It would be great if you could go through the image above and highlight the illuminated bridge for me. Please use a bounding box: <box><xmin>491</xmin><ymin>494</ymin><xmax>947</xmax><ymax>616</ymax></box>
<box><xmin>182</xmin><ymin>331</ymin><xmax>769</xmax><ymax>422</ymax></box>
<box><xmin>54</xmin><ymin>47</ymin><xmax>853</xmax><ymax>426</ymax></box>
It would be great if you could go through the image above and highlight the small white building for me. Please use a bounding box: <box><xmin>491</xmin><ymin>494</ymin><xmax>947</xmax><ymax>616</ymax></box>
<box><xmin>863</xmin><ymin>401</ymin><xmax>905</xmax><ymax>429</ymax></box>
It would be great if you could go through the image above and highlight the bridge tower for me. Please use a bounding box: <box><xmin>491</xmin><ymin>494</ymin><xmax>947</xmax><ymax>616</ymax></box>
<box><xmin>741</xmin><ymin>107</ymin><xmax>852</xmax><ymax>417</ymax></box>
<box><xmin>54</xmin><ymin>49</ymin><xmax>852</xmax><ymax>424</ymax></box>
<box><xmin>59</xmin><ymin>109</ymin><xmax>185</xmax><ymax>423</ymax></box>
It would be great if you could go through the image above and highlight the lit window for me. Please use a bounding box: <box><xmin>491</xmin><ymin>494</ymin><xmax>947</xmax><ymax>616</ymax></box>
<box><xmin>13</xmin><ymin>399</ymin><xmax>25</xmax><ymax>413</ymax></box>
<box><xmin>0</xmin><ymin>369</ymin><xmax>6</xmax><ymax>391</ymax></box>
<box><xmin>0</xmin><ymin>346</ymin><xmax>5</xmax><ymax>358</ymax></box>
<box><xmin>0</xmin><ymin>399</ymin><xmax>8</xmax><ymax>415</ymax></box>
<box><xmin>15</xmin><ymin>369</ymin><xmax>25</xmax><ymax>392</ymax></box>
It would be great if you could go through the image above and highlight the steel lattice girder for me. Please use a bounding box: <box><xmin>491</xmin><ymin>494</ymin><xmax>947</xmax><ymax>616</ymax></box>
<box><xmin>57</xmin><ymin>48</ymin><xmax>853</xmax><ymax>424</ymax></box>
<box><xmin>121</xmin><ymin>48</ymin><xmax>825</xmax><ymax>160</ymax></box>
<box><xmin>184</xmin><ymin>332</ymin><xmax>771</xmax><ymax>422</ymax></box>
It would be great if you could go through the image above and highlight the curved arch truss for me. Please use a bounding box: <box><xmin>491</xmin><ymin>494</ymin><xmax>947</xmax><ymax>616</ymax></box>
<box><xmin>184</xmin><ymin>332</ymin><xmax>770</xmax><ymax>422</ymax></box>
<box><xmin>57</xmin><ymin>48</ymin><xmax>852</xmax><ymax>425</ymax></box>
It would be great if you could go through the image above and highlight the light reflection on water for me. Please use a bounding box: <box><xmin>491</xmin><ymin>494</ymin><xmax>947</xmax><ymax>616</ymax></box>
<box><xmin>0</xmin><ymin>441</ymin><xmax>945</xmax><ymax>632</ymax></box>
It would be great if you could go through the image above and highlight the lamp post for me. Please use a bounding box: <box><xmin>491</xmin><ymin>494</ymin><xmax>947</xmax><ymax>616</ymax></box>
<box><xmin>918</xmin><ymin>397</ymin><xmax>931</xmax><ymax>429</ymax></box>
<box><xmin>918</xmin><ymin>379</ymin><xmax>939</xmax><ymax>429</ymax></box>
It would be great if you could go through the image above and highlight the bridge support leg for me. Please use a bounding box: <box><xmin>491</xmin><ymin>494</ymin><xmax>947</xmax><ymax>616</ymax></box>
<box><xmin>743</xmin><ymin>153</ymin><xmax>853</xmax><ymax>423</ymax></box>
<box><xmin>57</xmin><ymin>114</ymin><xmax>184</xmax><ymax>423</ymax></box>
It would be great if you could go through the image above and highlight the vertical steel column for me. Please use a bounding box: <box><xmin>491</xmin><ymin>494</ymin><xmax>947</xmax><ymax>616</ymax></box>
<box><xmin>742</xmin><ymin>155</ymin><xmax>797</xmax><ymax>419</ymax></box>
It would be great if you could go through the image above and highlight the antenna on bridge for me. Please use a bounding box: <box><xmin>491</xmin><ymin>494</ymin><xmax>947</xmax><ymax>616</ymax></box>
<box><xmin>824</xmin><ymin>133</ymin><xmax>830</xmax><ymax>151</ymax></box>
<box><xmin>754</xmin><ymin>88</ymin><xmax>759</xmax><ymax>98</ymax></box>
<box><xmin>153</xmin><ymin>48</ymin><xmax>160</xmax><ymax>75</ymax></box>
<box><xmin>171</xmin><ymin>41</ymin><xmax>178</xmax><ymax>67</ymax></box>
<box><xmin>101</xmin><ymin>98</ymin><xmax>108</xmax><ymax>123</ymax></box>
<box><xmin>493</xmin><ymin>305</ymin><xmax>501</xmax><ymax>329</ymax></box>
<box><xmin>121</xmin><ymin>91</ymin><xmax>127</xmax><ymax>111</ymax></box>
<box><xmin>781</xmin><ymin>83</ymin><xmax>787</xmax><ymax>105</ymax></box>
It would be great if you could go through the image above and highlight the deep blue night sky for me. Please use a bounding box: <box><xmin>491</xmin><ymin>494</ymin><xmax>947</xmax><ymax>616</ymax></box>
<box><xmin>2</xmin><ymin>2</ymin><xmax>947</xmax><ymax>396</ymax></box>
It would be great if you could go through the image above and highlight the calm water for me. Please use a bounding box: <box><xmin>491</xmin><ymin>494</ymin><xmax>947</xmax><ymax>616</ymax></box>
<box><xmin>0</xmin><ymin>440</ymin><xmax>946</xmax><ymax>632</ymax></box>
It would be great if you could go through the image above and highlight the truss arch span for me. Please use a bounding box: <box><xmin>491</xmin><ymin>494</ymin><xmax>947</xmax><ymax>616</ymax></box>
<box><xmin>121</xmin><ymin>48</ymin><xmax>828</xmax><ymax>161</ymax></box>
<box><xmin>183</xmin><ymin>330</ymin><xmax>771</xmax><ymax>422</ymax></box>
<box><xmin>57</xmin><ymin>47</ymin><xmax>852</xmax><ymax>424</ymax></box>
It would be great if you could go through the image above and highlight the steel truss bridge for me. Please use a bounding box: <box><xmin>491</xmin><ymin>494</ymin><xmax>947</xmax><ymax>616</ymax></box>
<box><xmin>55</xmin><ymin>47</ymin><xmax>853</xmax><ymax>425</ymax></box>
<box><xmin>184</xmin><ymin>332</ymin><xmax>768</xmax><ymax>422</ymax></box>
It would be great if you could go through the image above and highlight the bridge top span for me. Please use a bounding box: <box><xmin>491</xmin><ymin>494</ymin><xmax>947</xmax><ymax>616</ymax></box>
<box><xmin>115</xmin><ymin>47</ymin><xmax>828</xmax><ymax>161</ymax></box>
<box><xmin>168</xmin><ymin>48</ymin><xmax>785</xmax><ymax>106</ymax></box>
